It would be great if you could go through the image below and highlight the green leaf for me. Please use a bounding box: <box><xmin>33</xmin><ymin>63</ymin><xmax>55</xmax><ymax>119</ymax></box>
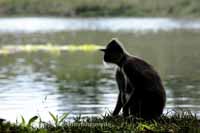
<box><xmin>143</xmin><ymin>124</ymin><xmax>153</xmax><ymax>130</ymax></box>
<box><xmin>21</xmin><ymin>115</ymin><xmax>26</xmax><ymax>126</ymax></box>
<box><xmin>58</xmin><ymin>113</ymin><xmax>69</xmax><ymax>125</ymax></box>
<box><xmin>49</xmin><ymin>112</ymin><xmax>58</xmax><ymax>126</ymax></box>
<box><xmin>27</xmin><ymin>116</ymin><xmax>38</xmax><ymax>127</ymax></box>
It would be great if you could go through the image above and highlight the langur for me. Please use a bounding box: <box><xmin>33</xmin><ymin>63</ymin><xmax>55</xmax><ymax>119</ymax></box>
<box><xmin>100</xmin><ymin>39</ymin><xmax>166</xmax><ymax>120</ymax></box>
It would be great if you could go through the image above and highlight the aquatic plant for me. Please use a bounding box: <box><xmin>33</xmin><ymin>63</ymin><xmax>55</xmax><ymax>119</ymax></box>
<box><xmin>0</xmin><ymin>44</ymin><xmax>103</xmax><ymax>55</ymax></box>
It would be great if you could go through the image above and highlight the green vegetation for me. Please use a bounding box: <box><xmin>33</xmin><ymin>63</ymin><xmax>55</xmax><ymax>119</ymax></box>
<box><xmin>0</xmin><ymin>0</ymin><xmax>200</xmax><ymax>17</ymax></box>
<box><xmin>0</xmin><ymin>111</ymin><xmax>200</xmax><ymax>133</ymax></box>
<box><xmin>0</xmin><ymin>44</ymin><xmax>102</xmax><ymax>55</ymax></box>
<box><xmin>48</xmin><ymin>112</ymin><xmax>69</xmax><ymax>127</ymax></box>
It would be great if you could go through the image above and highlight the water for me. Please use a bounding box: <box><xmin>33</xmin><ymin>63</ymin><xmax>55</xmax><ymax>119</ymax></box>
<box><xmin>0</xmin><ymin>17</ymin><xmax>200</xmax><ymax>33</ymax></box>
<box><xmin>0</xmin><ymin>17</ymin><xmax>200</xmax><ymax>122</ymax></box>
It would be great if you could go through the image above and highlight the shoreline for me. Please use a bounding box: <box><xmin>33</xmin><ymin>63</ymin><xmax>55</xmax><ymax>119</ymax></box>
<box><xmin>0</xmin><ymin>112</ymin><xmax>199</xmax><ymax>132</ymax></box>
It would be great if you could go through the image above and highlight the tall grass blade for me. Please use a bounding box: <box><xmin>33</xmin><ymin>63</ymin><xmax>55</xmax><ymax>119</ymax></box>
<box><xmin>27</xmin><ymin>116</ymin><xmax>38</xmax><ymax>127</ymax></box>
<box><xmin>58</xmin><ymin>113</ymin><xmax>69</xmax><ymax>125</ymax></box>
<box><xmin>49</xmin><ymin>112</ymin><xmax>58</xmax><ymax>126</ymax></box>
<box><xmin>20</xmin><ymin>115</ymin><xmax>26</xmax><ymax>126</ymax></box>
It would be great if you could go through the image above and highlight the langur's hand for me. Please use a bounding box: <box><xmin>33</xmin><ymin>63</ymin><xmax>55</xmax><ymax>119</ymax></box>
<box><xmin>112</xmin><ymin>111</ymin><xmax>118</xmax><ymax>117</ymax></box>
<box><xmin>123</xmin><ymin>104</ymin><xmax>129</xmax><ymax>117</ymax></box>
<box><xmin>123</xmin><ymin>102</ymin><xmax>129</xmax><ymax>109</ymax></box>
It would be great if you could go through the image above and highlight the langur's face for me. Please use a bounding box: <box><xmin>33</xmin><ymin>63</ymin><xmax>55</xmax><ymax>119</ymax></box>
<box><xmin>101</xmin><ymin>49</ymin><xmax>122</xmax><ymax>64</ymax></box>
<box><xmin>100</xmin><ymin>39</ymin><xmax>124</xmax><ymax>64</ymax></box>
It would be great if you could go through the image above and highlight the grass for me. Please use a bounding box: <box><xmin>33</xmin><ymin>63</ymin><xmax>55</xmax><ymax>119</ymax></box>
<box><xmin>0</xmin><ymin>111</ymin><xmax>200</xmax><ymax>133</ymax></box>
<box><xmin>0</xmin><ymin>0</ymin><xmax>200</xmax><ymax>17</ymax></box>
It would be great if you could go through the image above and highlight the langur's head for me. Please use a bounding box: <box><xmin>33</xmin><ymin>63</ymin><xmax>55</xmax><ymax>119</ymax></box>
<box><xmin>100</xmin><ymin>38</ymin><xmax>125</xmax><ymax>64</ymax></box>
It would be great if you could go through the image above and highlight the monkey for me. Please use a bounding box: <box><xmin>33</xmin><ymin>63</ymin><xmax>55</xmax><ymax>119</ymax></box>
<box><xmin>100</xmin><ymin>38</ymin><xmax>166</xmax><ymax>120</ymax></box>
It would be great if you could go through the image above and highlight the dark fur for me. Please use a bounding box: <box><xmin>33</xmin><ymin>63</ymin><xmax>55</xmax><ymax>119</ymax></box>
<box><xmin>101</xmin><ymin>39</ymin><xmax>166</xmax><ymax>120</ymax></box>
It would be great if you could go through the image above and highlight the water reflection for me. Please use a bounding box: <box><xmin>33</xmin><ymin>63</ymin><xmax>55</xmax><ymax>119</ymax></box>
<box><xmin>0</xmin><ymin>58</ymin><xmax>59</xmax><ymax>121</ymax></box>
<box><xmin>0</xmin><ymin>52</ymin><xmax>117</xmax><ymax>121</ymax></box>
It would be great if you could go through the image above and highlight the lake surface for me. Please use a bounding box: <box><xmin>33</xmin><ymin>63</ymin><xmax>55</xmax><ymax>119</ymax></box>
<box><xmin>0</xmin><ymin>17</ymin><xmax>200</xmax><ymax>122</ymax></box>
<box><xmin>1</xmin><ymin>17</ymin><xmax>200</xmax><ymax>33</ymax></box>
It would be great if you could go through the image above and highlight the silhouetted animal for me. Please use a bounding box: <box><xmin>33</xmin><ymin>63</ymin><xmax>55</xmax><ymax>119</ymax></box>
<box><xmin>100</xmin><ymin>39</ymin><xmax>166</xmax><ymax>120</ymax></box>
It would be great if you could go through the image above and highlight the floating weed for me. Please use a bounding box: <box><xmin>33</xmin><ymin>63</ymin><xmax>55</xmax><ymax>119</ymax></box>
<box><xmin>0</xmin><ymin>44</ymin><xmax>103</xmax><ymax>55</ymax></box>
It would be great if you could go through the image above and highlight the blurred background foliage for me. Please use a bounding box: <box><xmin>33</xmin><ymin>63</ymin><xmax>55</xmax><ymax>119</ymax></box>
<box><xmin>0</xmin><ymin>0</ymin><xmax>199</xmax><ymax>17</ymax></box>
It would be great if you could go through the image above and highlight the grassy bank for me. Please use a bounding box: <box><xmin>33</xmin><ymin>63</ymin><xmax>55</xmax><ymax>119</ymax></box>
<box><xmin>0</xmin><ymin>111</ymin><xmax>200</xmax><ymax>133</ymax></box>
<box><xmin>0</xmin><ymin>0</ymin><xmax>200</xmax><ymax>17</ymax></box>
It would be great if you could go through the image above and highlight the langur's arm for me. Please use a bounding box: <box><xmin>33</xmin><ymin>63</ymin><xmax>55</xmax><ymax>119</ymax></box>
<box><xmin>112</xmin><ymin>92</ymin><xmax>123</xmax><ymax>116</ymax></box>
<box><xmin>113</xmin><ymin>68</ymin><xmax>126</xmax><ymax>116</ymax></box>
<box><xmin>123</xmin><ymin>87</ymin><xmax>135</xmax><ymax>109</ymax></box>
<box><xmin>122</xmin><ymin>64</ymin><xmax>137</xmax><ymax>108</ymax></box>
